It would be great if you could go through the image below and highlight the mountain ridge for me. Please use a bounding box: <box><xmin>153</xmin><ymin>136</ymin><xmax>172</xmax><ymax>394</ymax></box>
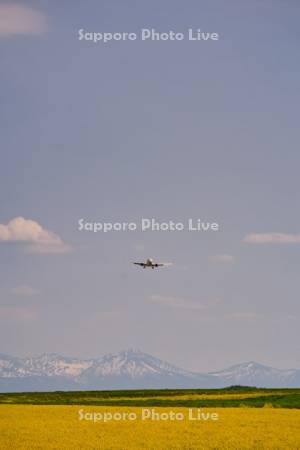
<box><xmin>0</xmin><ymin>349</ymin><xmax>299</xmax><ymax>391</ymax></box>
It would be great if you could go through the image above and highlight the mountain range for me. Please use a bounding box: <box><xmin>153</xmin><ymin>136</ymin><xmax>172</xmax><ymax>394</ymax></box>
<box><xmin>0</xmin><ymin>349</ymin><xmax>299</xmax><ymax>392</ymax></box>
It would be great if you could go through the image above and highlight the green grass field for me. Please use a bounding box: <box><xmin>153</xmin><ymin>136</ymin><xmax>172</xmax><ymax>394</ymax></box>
<box><xmin>1</xmin><ymin>387</ymin><xmax>300</xmax><ymax>408</ymax></box>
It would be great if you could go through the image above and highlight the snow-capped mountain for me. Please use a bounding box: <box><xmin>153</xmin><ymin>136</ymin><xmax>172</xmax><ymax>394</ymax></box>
<box><xmin>0</xmin><ymin>353</ymin><xmax>91</xmax><ymax>379</ymax></box>
<box><xmin>210</xmin><ymin>361</ymin><xmax>300</xmax><ymax>388</ymax></box>
<box><xmin>80</xmin><ymin>348</ymin><xmax>197</xmax><ymax>378</ymax></box>
<box><xmin>0</xmin><ymin>349</ymin><xmax>217</xmax><ymax>391</ymax></box>
<box><xmin>0</xmin><ymin>350</ymin><xmax>299</xmax><ymax>392</ymax></box>
<box><xmin>77</xmin><ymin>349</ymin><xmax>216</xmax><ymax>389</ymax></box>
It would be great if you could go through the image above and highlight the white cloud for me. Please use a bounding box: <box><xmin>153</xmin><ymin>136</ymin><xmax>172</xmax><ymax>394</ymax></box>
<box><xmin>0</xmin><ymin>4</ymin><xmax>47</xmax><ymax>37</ymax></box>
<box><xmin>0</xmin><ymin>217</ymin><xmax>70</xmax><ymax>254</ymax></box>
<box><xmin>11</xmin><ymin>285</ymin><xmax>40</xmax><ymax>297</ymax></box>
<box><xmin>149</xmin><ymin>295</ymin><xmax>218</xmax><ymax>311</ymax></box>
<box><xmin>244</xmin><ymin>233</ymin><xmax>300</xmax><ymax>244</ymax></box>
<box><xmin>210</xmin><ymin>254</ymin><xmax>235</xmax><ymax>264</ymax></box>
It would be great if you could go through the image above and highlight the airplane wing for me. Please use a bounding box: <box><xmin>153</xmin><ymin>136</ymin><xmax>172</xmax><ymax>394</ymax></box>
<box><xmin>133</xmin><ymin>262</ymin><xmax>146</xmax><ymax>267</ymax></box>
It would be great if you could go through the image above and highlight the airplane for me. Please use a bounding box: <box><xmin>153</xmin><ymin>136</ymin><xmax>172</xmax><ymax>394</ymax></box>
<box><xmin>133</xmin><ymin>258</ymin><xmax>171</xmax><ymax>269</ymax></box>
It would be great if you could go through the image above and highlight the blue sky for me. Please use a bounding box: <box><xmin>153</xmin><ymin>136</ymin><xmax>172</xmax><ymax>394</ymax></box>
<box><xmin>0</xmin><ymin>0</ymin><xmax>299</xmax><ymax>371</ymax></box>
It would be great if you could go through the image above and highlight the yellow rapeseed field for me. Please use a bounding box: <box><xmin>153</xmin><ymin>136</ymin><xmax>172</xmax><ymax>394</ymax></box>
<box><xmin>93</xmin><ymin>392</ymin><xmax>283</xmax><ymax>402</ymax></box>
<box><xmin>1</xmin><ymin>405</ymin><xmax>300</xmax><ymax>450</ymax></box>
